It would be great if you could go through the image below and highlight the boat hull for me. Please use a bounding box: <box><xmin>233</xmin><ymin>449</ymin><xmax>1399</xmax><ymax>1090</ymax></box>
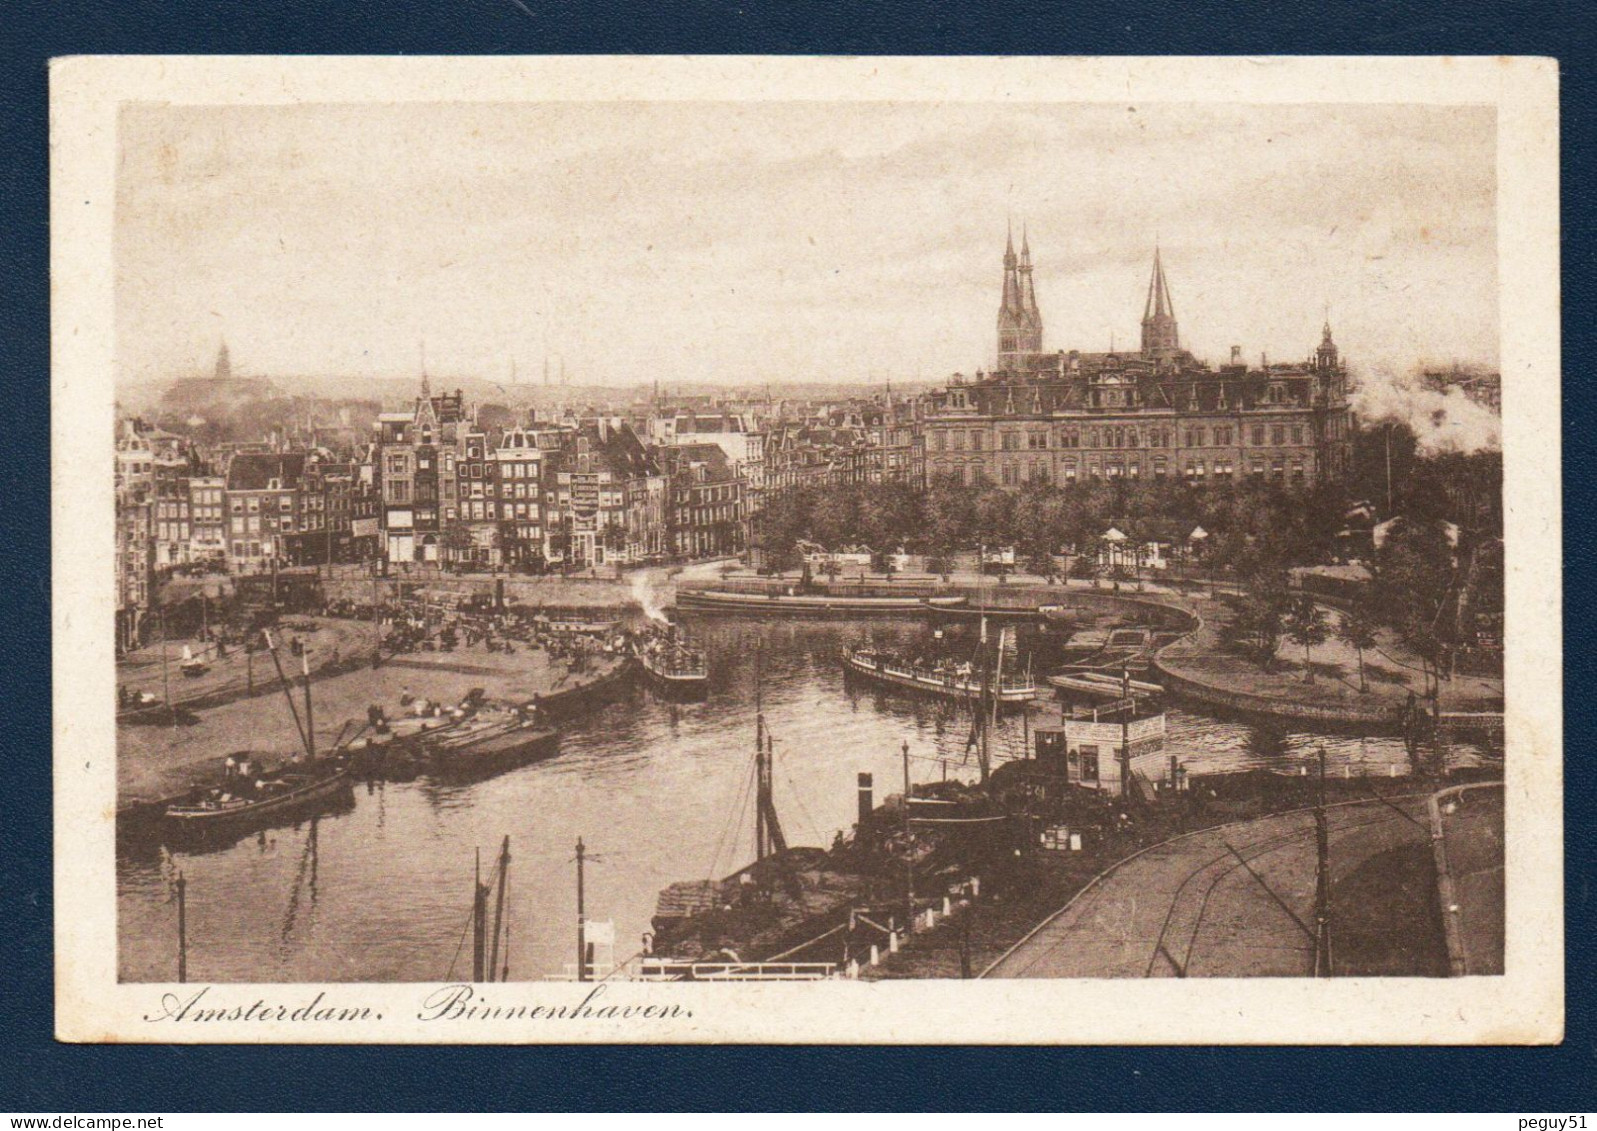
<box><xmin>841</xmin><ymin>652</ymin><xmax>1038</xmax><ymax>706</ymax></box>
<box><xmin>676</xmin><ymin>590</ymin><xmax>967</xmax><ymax>617</ymax></box>
<box><xmin>163</xmin><ymin>767</ymin><xmax>354</xmax><ymax>843</ymax></box>
<box><xmin>642</xmin><ymin>662</ymin><xmax>710</xmax><ymax>701</ymax></box>
<box><xmin>427</xmin><ymin>724</ymin><xmax>560</xmax><ymax>783</ymax></box>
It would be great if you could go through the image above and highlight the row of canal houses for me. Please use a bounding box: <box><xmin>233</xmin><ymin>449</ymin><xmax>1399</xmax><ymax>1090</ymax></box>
<box><xmin>114</xmin><ymin>383</ymin><xmax>930</xmax><ymax>650</ymax></box>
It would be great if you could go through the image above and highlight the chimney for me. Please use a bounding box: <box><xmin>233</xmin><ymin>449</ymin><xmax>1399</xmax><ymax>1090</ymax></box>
<box><xmin>1230</xmin><ymin>345</ymin><xmax>1242</xmax><ymax>366</ymax></box>
<box><xmin>857</xmin><ymin>772</ymin><xmax>874</xmax><ymax>825</ymax></box>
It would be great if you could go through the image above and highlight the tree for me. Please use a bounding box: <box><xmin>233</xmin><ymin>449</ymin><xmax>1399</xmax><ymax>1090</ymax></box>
<box><xmin>1282</xmin><ymin>594</ymin><xmax>1331</xmax><ymax>683</ymax></box>
<box><xmin>1227</xmin><ymin>569</ymin><xmax>1290</xmax><ymax>669</ymax></box>
<box><xmin>1338</xmin><ymin>596</ymin><xmax>1380</xmax><ymax>693</ymax></box>
<box><xmin>1372</xmin><ymin>517</ymin><xmax>1457</xmax><ymax>694</ymax></box>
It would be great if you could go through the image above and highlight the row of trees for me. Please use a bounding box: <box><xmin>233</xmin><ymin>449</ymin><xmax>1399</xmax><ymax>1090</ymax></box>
<box><xmin>1224</xmin><ymin>516</ymin><xmax>1465</xmax><ymax>692</ymax></box>
<box><xmin>756</xmin><ymin>475</ymin><xmax>1353</xmax><ymax>578</ymax></box>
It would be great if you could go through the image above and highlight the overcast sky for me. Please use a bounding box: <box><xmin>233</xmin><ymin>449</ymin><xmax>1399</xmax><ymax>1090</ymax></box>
<box><xmin>116</xmin><ymin>100</ymin><xmax>1496</xmax><ymax>388</ymax></box>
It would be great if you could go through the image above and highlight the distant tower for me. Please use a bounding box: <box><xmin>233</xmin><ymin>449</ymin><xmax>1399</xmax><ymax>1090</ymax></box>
<box><xmin>1316</xmin><ymin>315</ymin><xmax>1340</xmax><ymax>372</ymax></box>
<box><xmin>997</xmin><ymin>225</ymin><xmax>1043</xmax><ymax>370</ymax></box>
<box><xmin>1140</xmin><ymin>247</ymin><xmax>1180</xmax><ymax>359</ymax></box>
<box><xmin>214</xmin><ymin>340</ymin><xmax>232</xmax><ymax>380</ymax></box>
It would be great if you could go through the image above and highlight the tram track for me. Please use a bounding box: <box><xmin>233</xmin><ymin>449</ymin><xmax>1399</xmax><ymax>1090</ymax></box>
<box><xmin>984</xmin><ymin>793</ymin><xmax>1427</xmax><ymax>979</ymax></box>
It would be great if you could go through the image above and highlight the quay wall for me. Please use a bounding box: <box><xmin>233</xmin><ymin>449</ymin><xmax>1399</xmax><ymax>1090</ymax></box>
<box><xmin>322</xmin><ymin>572</ymin><xmax>643</xmax><ymax>612</ymax></box>
<box><xmin>1150</xmin><ymin>662</ymin><xmax>1406</xmax><ymax>728</ymax></box>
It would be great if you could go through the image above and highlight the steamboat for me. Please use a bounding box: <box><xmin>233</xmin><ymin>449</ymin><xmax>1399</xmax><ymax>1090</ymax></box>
<box><xmin>841</xmin><ymin>647</ymin><xmax>1039</xmax><ymax>706</ymax></box>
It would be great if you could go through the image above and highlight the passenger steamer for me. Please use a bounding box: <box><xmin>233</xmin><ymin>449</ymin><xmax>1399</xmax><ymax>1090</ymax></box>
<box><xmin>840</xmin><ymin>648</ymin><xmax>1039</xmax><ymax>706</ymax></box>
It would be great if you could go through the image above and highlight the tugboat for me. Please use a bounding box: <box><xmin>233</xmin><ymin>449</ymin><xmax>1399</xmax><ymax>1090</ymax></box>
<box><xmin>638</xmin><ymin>624</ymin><xmax>709</xmax><ymax>701</ymax></box>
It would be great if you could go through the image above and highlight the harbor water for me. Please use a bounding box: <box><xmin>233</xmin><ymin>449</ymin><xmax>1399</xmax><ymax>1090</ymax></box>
<box><xmin>116</xmin><ymin>614</ymin><xmax>1489</xmax><ymax>982</ymax></box>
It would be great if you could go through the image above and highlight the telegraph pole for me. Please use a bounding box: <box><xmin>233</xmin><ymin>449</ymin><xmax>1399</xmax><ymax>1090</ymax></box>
<box><xmin>575</xmin><ymin>837</ymin><xmax>588</xmax><ymax>982</ymax></box>
<box><xmin>175</xmin><ymin>870</ymin><xmax>188</xmax><ymax>983</ymax></box>
<box><xmin>902</xmin><ymin>740</ymin><xmax>914</xmax><ymax>916</ymax></box>
<box><xmin>1120</xmin><ymin>664</ymin><xmax>1133</xmax><ymax>800</ymax></box>
<box><xmin>1313</xmin><ymin>745</ymin><xmax>1333</xmax><ymax>976</ymax></box>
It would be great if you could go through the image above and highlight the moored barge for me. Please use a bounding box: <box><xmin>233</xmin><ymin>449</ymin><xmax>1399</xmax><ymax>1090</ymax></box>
<box><xmin>676</xmin><ymin>589</ymin><xmax>967</xmax><ymax>616</ymax></box>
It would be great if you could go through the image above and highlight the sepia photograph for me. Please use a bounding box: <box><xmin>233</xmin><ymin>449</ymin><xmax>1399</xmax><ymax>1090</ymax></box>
<box><xmin>52</xmin><ymin>55</ymin><xmax>1560</xmax><ymax>1043</ymax></box>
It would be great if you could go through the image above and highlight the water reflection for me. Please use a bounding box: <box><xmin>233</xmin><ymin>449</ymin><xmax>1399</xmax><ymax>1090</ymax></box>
<box><xmin>117</xmin><ymin>614</ymin><xmax>1487</xmax><ymax>983</ymax></box>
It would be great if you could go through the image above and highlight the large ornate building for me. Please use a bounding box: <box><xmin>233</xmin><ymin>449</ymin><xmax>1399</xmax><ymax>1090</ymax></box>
<box><xmin>923</xmin><ymin>236</ymin><xmax>1356</xmax><ymax>490</ymax></box>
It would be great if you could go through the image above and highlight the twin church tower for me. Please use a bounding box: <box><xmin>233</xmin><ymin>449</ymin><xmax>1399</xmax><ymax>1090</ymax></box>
<box><xmin>995</xmin><ymin>227</ymin><xmax>1181</xmax><ymax>371</ymax></box>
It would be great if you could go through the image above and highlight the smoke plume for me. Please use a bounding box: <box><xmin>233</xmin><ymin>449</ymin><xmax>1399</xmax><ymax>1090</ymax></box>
<box><xmin>630</xmin><ymin>568</ymin><xmax>671</xmax><ymax>625</ymax></box>
<box><xmin>1351</xmin><ymin>362</ymin><xmax>1501</xmax><ymax>454</ymax></box>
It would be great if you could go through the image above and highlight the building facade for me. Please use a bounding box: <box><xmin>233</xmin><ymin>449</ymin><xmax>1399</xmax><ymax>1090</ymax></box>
<box><xmin>923</xmin><ymin>237</ymin><xmax>1356</xmax><ymax>491</ymax></box>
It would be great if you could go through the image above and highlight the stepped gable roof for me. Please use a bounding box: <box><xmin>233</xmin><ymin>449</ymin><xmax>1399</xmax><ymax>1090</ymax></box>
<box><xmin>226</xmin><ymin>452</ymin><xmax>306</xmax><ymax>491</ymax></box>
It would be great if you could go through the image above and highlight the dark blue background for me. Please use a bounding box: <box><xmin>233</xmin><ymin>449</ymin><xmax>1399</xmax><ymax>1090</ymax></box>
<box><xmin>2</xmin><ymin>0</ymin><xmax>1589</xmax><ymax>1112</ymax></box>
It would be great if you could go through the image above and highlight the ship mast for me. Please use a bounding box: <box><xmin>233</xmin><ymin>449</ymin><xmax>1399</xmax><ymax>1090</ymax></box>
<box><xmin>752</xmin><ymin>642</ymin><xmax>786</xmax><ymax>860</ymax></box>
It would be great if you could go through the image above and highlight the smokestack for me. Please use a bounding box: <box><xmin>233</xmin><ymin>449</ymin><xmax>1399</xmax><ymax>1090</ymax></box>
<box><xmin>857</xmin><ymin>772</ymin><xmax>874</xmax><ymax>826</ymax></box>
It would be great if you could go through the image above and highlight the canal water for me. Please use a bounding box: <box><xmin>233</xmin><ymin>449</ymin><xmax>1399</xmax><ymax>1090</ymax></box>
<box><xmin>115</xmin><ymin>614</ymin><xmax>1478</xmax><ymax>983</ymax></box>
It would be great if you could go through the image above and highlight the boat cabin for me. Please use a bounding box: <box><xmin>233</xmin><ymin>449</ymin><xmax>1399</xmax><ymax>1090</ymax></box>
<box><xmin>1032</xmin><ymin>703</ymin><xmax>1167</xmax><ymax>793</ymax></box>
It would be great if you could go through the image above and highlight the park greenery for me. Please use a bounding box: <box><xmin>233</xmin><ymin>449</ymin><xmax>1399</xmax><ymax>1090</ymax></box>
<box><xmin>755</xmin><ymin>421</ymin><xmax>1503</xmax><ymax>687</ymax></box>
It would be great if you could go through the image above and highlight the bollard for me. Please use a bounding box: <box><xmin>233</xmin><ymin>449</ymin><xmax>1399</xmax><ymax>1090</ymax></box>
<box><xmin>1390</xmin><ymin>763</ymin><xmax>1399</xmax><ymax>777</ymax></box>
<box><xmin>943</xmin><ymin>896</ymin><xmax>952</xmax><ymax>916</ymax></box>
<box><xmin>870</xmin><ymin>944</ymin><xmax>880</xmax><ymax>966</ymax></box>
<box><xmin>889</xmin><ymin>930</ymin><xmax>899</xmax><ymax>954</ymax></box>
<box><xmin>971</xmin><ymin>877</ymin><xmax>981</xmax><ymax>897</ymax></box>
<box><xmin>847</xmin><ymin>959</ymin><xmax>859</xmax><ymax>979</ymax></box>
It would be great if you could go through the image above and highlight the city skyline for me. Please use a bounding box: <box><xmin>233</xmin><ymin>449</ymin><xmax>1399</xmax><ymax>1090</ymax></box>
<box><xmin>118</xmin><ymin>101</ymin><xmax>1497</xmax><ymax>388</ymax></box>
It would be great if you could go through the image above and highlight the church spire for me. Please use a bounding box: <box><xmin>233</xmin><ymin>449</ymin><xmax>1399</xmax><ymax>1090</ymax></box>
<box><xmin>1140</xmin><ymin>246</ymin><xmax>1180</xmax><ymax>359</ymax></box>
<box><xmin>997</xmin><ymin>224</ymin><xmax>1042</xmax><ymax>370</ymax></box>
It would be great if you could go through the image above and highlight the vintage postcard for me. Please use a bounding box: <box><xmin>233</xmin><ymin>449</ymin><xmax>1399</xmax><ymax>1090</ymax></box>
<box><xmin>52</xmin><ymin>56</ymin><xmax>1560</xmax><ymax>1043</ymax></box>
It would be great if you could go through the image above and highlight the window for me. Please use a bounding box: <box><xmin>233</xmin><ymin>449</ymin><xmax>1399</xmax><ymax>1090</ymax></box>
<box><xmin>1272</xmin><ymin>425</ymin><xmax>1285</xmax><ymax>445</ymax></box>
<box><xmin>952</xmin><ymin>432</ymin><xmax>965</xmax><ymax>451</ymax></box>
<box><xmin>932</xmin><ymin>432</ymin><xmax>945</xmax><ymax>453</ymax></box>
<box><xmin>1079</xmin><ymin>746</ymin><xmax>1100</xmax><ymax>783</ymax></box>
<box><xmin>1292</xmin><ymin>459</ymin><xmax>1306</xmax><ymax>482</ymax></box>
<box><xmin>971</xmin><ymin>432</ymin><xmax>984</xmax><ymax>451</ymax></box>
<box><xmin>1002</xmin><ymin>432</ymin><xmax>1019</xmax><ymax>452</ymax></box>
<box><xmin>247</xmin><ymin>497</ymin><xmax>260</xmax><ymax>513</ymax></box>
<box><xmin>280</xmin><ymin>496</ymin><xmax>293</xmax><ymax>512</ymax></box>
<box><xmin>1028</xmin><ymin>432</ymin><xmax>1047</xmax><ymax>450</ymax></box>
<box><xmin>1292</xmin><ymin>425</ymin><xmax>1304</xmax><ymax>445</ymax></box>
<box><xmin>1252</xmin><ymin>425</ymin><xmax>1265</xmax><ymax>445</ymax></box>
<box><xmin>1251</xmin><ymin>458</ymin><xmax>1265</xmax><ymax>477</ymax></box>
